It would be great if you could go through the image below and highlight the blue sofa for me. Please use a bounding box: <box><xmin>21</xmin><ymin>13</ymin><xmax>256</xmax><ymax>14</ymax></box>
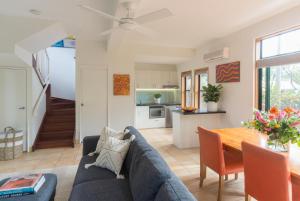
<box><xmin>69</xmin><ymin>126</ymin><xmax>196</xmax><ymax>201</ymax></box>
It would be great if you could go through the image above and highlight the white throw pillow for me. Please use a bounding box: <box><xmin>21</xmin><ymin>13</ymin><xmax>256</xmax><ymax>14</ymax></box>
<box><xmin>88</xmin><ymin>127</ymin><xmax>128</xmax><ymax>156</ymax></box>
<box><xmin>85</xmin><ymin>135</ymin><xmax>135</xmax><ymax>179</ymax></box>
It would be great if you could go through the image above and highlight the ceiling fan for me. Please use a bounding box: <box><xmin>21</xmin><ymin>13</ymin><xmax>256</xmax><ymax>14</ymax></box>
<box><xmin>79</xmin><ymin>1</ymin><xmax>173</xmax><ymax>37</ymax></box>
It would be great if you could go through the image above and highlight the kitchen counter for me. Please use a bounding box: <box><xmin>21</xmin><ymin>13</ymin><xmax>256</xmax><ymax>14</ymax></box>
<box><xmin>173</xmin><ymin>110</ymin><xmax>226</xmax><ymax>115</ymax></box>
<box><xmin>136</xmin><ymin>103</ymin><xmax>181</xmax><ymax>106</ymax></box>
<box><xmin>172</xmin><ymin>110</ymin><xmax>227</xmax><ymax>149</ymax></box>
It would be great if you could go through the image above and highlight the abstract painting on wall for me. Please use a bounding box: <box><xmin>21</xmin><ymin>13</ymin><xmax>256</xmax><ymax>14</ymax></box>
<box><xmin>113</xmin><ymin>74</ymin><xmax>130</xmax><ymax>96</ymax></box>
<box><xmin>216</xmin><ymin>61</ymin><xmax>240</xmax><ymax>83</ymax></box>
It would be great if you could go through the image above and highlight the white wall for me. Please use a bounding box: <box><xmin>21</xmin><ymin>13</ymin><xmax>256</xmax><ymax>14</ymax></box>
<box><xmin>31</xmin><ymin>70</ymin><xmax>43</xmax><ymax>107</ymax></box>
<box><xmin>178</xmin><ymin>5</ymin><xmax>300</xmax><ymax>128</ymax></box>
<box><xmin>135</xmin><ymin>63</ymin><xmax>177</xmax><ymax>71</ymax></box>
<box><xmin>48</xmin><ymin>47</ymin><xmax>76</xmax><ymax>100</ymax></box>
<box><xmin>76</xmin><ymin>40</ymin><xmax>108</xmax><ymax>139</ymax></box>
<box><xmin>29</xmin><ymin>68</ymin><xmax>46</xmax><ymax>149</ymax></box>
<box><xmin>30</xmin><ymin>93</ymin><xmax>46</xmax><ymax>148</ymax></box>
<box><xmin>107</xmin><ymin>47</ymin><xmax>136</xmax><ymax>131</ymax></box>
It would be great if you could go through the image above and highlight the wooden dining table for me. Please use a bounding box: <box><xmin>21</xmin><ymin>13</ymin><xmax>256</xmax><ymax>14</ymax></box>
<box><xmin>211</xmin><ymin>127</ymin><xmax>300</xmax><ymax>184</ymax></box>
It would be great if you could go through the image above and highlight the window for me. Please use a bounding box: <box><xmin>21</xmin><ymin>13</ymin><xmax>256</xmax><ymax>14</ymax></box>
<box><xmin>181</xmin><ymin>71</ymin><xmax>192</xmax><ymax>108</ymax></box>
<box><xmin>256</xmin><ymin>27</ymin><xmax>300</xmax><ymax>111</ymax></box>
<box><xmin>194</xmin><ymin>68</ymin><xmax>208</xmax><ymax>110</ymax></box>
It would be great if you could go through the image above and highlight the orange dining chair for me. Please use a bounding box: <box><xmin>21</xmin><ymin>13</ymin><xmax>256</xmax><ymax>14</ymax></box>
<box><xmin>292</xmin><ymin>177</ymin><xmax>300</xmax><ymax>201</ymax></box>
<box><xmin>197</xmin><ymin>127</ymin><xmax>244</xmax><ymax>201</ymax></box>
<box><xmin>242</xmin><ymin>141</ymin><xmax>292</xmax><ymax>201</ymax></box>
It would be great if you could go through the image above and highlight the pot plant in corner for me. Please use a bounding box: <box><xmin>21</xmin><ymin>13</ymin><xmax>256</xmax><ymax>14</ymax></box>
<box><xmin>154</xmin><ymin>93</ymin><xmax>162</xmax><ymax>104</ymax></box>
<box><xmin>202</xmin><ymin>84</ymin><xmax>223</xmax><ymax>112</ymax></box>
<box><xmin>243</xmin><ymin>106</ymin><xmax>300</xmax><ymax>152</ymax></box>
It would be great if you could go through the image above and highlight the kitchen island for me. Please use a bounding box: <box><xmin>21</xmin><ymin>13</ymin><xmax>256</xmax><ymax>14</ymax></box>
<box><xmin>172</xmin><ymin>110</ymin><xmax>226</xmax><ymax>148</ymax></box>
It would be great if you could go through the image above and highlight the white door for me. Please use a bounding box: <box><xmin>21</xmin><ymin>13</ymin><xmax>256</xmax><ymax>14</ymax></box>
<box><xmin>80</xmin><ymin>68</ymin><xmax>108</xmax><ymax>141</ymax></box>
<box><xmin>0</xmin><ymin>68</ymin><xmax>27</xmax><ymax>150</ymax></box>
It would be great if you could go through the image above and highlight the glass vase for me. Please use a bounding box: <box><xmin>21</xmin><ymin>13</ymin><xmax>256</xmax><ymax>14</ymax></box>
<box><xmin>266</xmin><ymin>138</ymin><xmax>289</xmax><ymax>152</ymax></box>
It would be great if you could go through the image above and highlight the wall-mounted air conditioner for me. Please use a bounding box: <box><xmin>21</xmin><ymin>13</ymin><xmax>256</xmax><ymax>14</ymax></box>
<box><xmin>203</xmin><ymin>47</ymin><xmax>229</xmax><ymax>62</ymax></box>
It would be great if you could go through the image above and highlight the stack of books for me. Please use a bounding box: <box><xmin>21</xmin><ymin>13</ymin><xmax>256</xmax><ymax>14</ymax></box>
<box><xmin>0</xmin><ymin>173</ymin><xmax>45</xmax><ymax>198</ymax></box>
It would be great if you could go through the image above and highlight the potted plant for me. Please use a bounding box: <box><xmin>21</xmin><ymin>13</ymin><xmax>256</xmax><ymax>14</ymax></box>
<box><xmin>243</xmin><ymin>106</ymin><xmax>300</xmax><ymax>152</ymax></box>
<box><xmin>202</xmin><ymin>84</ymin><xmax>222</xmax><ymax>112</ymax></box>
<box><xmin>154</xmin><ymin>94</ymin><xmax>162</xmax><ymax>104</ymax></box>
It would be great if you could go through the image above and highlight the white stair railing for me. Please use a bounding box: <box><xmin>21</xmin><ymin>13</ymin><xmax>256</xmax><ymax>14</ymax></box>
<box><xmin>32</xmin><ymin>49</ymin><xmax>50</xmax><ymax>116</ymax></box>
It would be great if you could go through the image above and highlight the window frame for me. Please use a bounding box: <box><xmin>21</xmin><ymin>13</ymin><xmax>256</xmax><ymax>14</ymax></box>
<box><xmin>181</xmin><ymin>71</ymin><xmax>192</xmax><ymax>108</ymax></box>
<box><xmin>194</xmin><ymin>68</ymin><xmax>209</xmax><ymax>109</ymax></box>
<box><xmin>255</xmin><ymin>26</ymin><xmax>300</xmax><ymax>110</ymax></box>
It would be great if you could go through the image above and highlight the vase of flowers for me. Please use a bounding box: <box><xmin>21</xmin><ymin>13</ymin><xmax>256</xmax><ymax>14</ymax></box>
<box><xmin>243</xmin><ymin>106</ymin><xmax>300</xmax><ymax>152</ymax></box>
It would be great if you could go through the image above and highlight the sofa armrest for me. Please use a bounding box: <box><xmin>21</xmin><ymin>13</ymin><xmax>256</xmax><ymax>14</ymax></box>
<box><xmin>82</xmin><ymin>136</ymin><xmax>100</xmax><ymax>156</ymax></box>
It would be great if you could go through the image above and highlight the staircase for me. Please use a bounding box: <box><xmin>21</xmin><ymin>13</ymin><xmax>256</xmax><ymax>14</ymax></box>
<box><xmin>34</xmin><ymin>97</ymin><xmax>75</xmax><ymax>149</ymax></box>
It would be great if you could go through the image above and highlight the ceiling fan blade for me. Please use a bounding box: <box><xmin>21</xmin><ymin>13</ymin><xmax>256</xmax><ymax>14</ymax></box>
<box><xmin>135</xmin><ymin>8</ymin><xmax>173</xmax><ymax>24</ymax></box>
<box><xmin>79</xmin><ymin>4</ymin><xmax>121</xmax><ymax>22</ymax></box>
<box><xmin>134</xmin><ymin>24</ymin><xmax>158</xmax><ymax>38</ymax></box>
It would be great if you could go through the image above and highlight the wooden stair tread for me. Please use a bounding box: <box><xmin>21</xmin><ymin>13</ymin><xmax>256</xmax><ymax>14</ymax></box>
<box><xmin>40</xmin><ymin>130</ymin><xmax>75</xmax><ymax>135</ymax></box>
<box><xmin>34</xmin><ymin>96</ymin><xmax>76</xmax><ymax>150</ymax></box>
<box><xmin>39</xmin><ymin>133</ymin><xmax>74</xmax><ymax>140</ymax></box>
<box><xmin>36</xmin><ymin>139</ymin><xmax>74</xmax><ymax>149</ymax></box>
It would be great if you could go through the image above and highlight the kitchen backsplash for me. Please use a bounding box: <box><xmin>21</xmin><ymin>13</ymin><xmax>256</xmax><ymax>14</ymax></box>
<box><xmin>136</xmin><ymin>89</ymin><xmax>181</xmax><ymax>104</ymax></box>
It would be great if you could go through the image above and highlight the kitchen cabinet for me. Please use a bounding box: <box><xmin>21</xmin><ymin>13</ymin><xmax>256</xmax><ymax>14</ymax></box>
<box><xmin>135</xmin><ymin>106</ymin><xmax>166</xmax><ymax>129</ymax></box>
<box><xmin>148</xmin><ymin>118</ymin><xmax>165</xmax><ymax>128</ymax></box>
<box><xmin>135</xmin><ymin>70</ymin><xmax>178</xmax><ymax>89</ymax></box>
<box><xmin>135</xmin><ymin>106</ymin><xmax>149</xmax><ymax>129</ymax></box>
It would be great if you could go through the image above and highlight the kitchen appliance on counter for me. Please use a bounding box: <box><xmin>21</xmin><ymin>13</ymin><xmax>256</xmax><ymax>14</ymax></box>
<box><xmin>165</xmin><ymin>105</ymin><xmax>181</xmax><ymax>128</ymax></box>
<box><xmin>149</xmin><ymin>105</ymin><xmax>165</xmax><ymax>119</ymax></box>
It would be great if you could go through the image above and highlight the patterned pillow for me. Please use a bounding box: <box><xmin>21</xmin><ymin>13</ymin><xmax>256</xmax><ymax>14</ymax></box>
<box><xmin>85</xmin><ymin>135</ymin><xmax>135</xmax><ymax>179</ymax></box>
<box><xmin>88</xmin><ymin>127</ymin><xmax>129</xmax><ymax>156</ymax></box>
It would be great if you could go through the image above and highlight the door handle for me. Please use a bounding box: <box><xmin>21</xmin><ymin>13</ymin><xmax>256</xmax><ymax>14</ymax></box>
<box><xmin>81</xmin><ymin>103</ymin><xmax>84</xmax><ymax>107</ymax></box>
<box><xmin>18</xmin><ymin>106</ymin><xmax>25</xmax><ymax>110</ymax></box>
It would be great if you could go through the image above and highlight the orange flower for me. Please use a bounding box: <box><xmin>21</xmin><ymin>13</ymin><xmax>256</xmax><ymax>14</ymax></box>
<box><xmin>284</xmin><ymin>107</ymin><xmax>295</xmax><ymax>114</ymax></box>
<box><xmin>274</xmin><ymin>124</ymin><xmax>280</xmax><ymax>129</ymax></box>
<box><xmin>269</xmin><ymin>114</ymin><xmax>276</xmax><ymax>120</ymax></box>
<box><xmin>269</xmin><ymin>106</ymin><xmax>279</xmax><ymax>116</ymax></box>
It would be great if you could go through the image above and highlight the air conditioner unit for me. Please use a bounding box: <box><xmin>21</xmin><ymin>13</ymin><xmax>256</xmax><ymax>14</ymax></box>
<box><xmin>203</xmin><ymin>47</ymin><xmax>229</xmax><ymax>62</ymax></box>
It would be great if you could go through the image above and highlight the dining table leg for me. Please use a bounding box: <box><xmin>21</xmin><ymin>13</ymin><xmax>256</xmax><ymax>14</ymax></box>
<box><xmin>235</xmin><ymin>173</ymin><xmax>238</xmax><ymax>180</ymax></box>
<box><xmin>200</xmin><ymin>163</ymin><xmax>206</xmax><ymax>187</ymax></box>
<box><xmin>218</xmin><ymin>175</ymin><xmax>224</xmax><ymax>201</ymax></box>
<box><xmin>245</xmin><ymin>194</ymin><xmax>251</xmax><ymax>201</ymax></box>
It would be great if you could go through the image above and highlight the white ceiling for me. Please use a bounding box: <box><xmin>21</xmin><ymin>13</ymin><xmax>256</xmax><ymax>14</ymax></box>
<box><xmin>0</xmin><ymin>0</ymin><xmax>118</xmax><ymax>40</ymax></box>
<box><xmin>1</xmin><ymin>0</ymin><xmax>300</xmax><ymax>48</ymax></box>
<box><xmin>124</xmin><ymin>0</ymin><xmax>300</xmax><ymax>48</ymax></box>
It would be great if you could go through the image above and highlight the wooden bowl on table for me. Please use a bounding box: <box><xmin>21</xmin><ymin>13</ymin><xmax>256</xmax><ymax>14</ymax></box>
<box><xmin>182</xmin><ymin>107</ymin><xmax>197</xmax><ymax>113</ymax></box>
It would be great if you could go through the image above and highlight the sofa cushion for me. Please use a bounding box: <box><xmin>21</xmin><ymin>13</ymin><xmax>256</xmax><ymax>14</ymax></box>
<box><xmin>155</xmin><ymin>176</ymin><xmax>197</xmax><ymax>201</ymax></box>
<box><xmin>86</xmin><ymin>135</ymin><xmax>135</xmax><ymax>178</ymax></box>
<box><xmin>73</xmin><ymin>155</ymin><xmax>116</xmax><ymax>186</ymax></box>
<box><xmin>89</xmin><ymin>127</ymin><xmax>128</xmax><ymax>156</ymax></box>
<box><xmin>69</xmin><ymin>179</ymin><xmax>133</xmax><ymax>201</ymax></box>
<box><xmin>130</xmin><ymin>150</ymin><xmax>172</xmax><ymax>201</ymax></box>
<box><xmin>122</xmin><ymin>127</ymin><xmax>153</xmax><ymax>176</ymax></box>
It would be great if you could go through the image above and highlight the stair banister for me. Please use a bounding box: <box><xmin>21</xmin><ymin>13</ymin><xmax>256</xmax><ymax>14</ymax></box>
<box><xmin>32</xmin><ymin>82</ymin><xmax>50</xmax><ymax>117</ymax></box>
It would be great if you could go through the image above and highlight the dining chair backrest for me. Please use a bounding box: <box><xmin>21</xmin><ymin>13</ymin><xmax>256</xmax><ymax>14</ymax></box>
<box><xmin>197</xmin><ymin>127</ymin><xmax>225</xmax><ymax>174</ymax></box>
<box><xmin>242</xmin><ymin>141</ymin><xmax>291</xmax><ymax>201</ymax></box>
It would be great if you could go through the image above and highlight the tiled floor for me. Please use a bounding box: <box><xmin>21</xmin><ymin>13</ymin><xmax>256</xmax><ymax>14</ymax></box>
<box><xmin>0</xmin><ymin>128</ymin><xmax>246</xmax><ymax>201</ymax></box>
<box><xmin>0</xmin><ymin>144</ymin><xmax>82</xmax><ymax>173</ymax></box>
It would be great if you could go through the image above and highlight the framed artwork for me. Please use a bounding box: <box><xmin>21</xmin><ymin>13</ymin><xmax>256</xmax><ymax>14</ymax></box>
<box><xmin>113</xmin><ymin>74</ymin><xmax>130</xmax><ymax>96</ymax></box>
<box><xmin>216</xmin><ymin>61</ymin><xmax>240</xmax><ymax>83</ymax></box>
